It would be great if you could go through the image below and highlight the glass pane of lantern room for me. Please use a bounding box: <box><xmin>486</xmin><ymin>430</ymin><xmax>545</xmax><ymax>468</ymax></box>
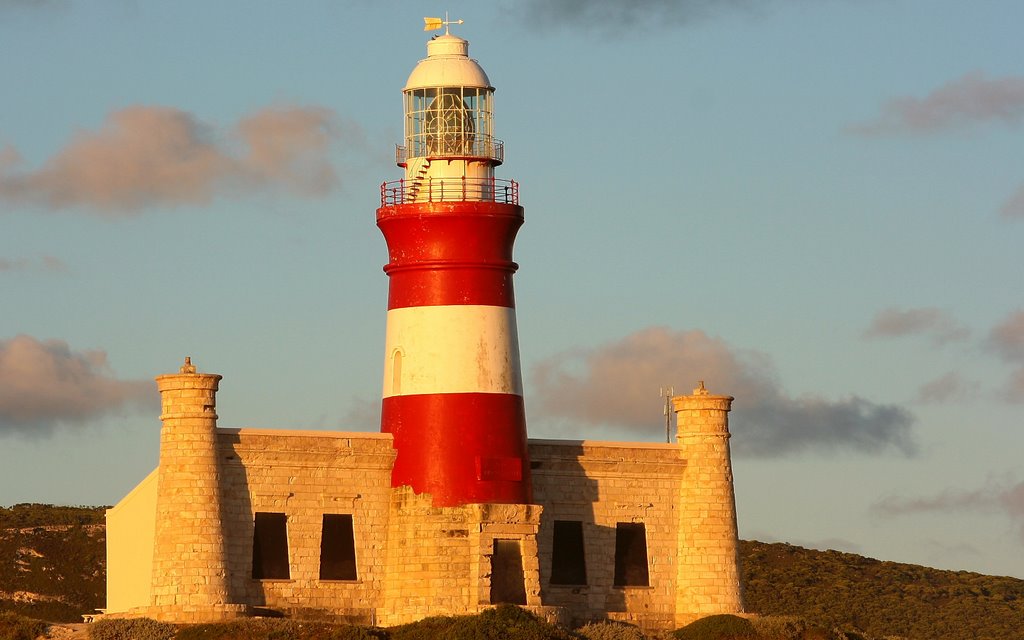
<box><xmin>478</xmin><ymin>90</ymin><xmax>492</xmax><ymax>139</ymax></box>
<box><xmin>407</xmin><ymin>89</ymin><xmax>436</xmax><ymax>157</ymax></box>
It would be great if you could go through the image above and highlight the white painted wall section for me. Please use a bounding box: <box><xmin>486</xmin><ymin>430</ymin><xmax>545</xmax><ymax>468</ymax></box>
<box><xmin>383</xmin><ymin>305</ymin><xmax>523</xmax><ymax>397</ymax></box>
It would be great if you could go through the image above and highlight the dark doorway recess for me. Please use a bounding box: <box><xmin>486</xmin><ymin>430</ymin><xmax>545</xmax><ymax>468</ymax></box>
<box><xmin>491</xmin><ymin>539</ymin><xmax>527</xmax><ymax>604</ymax></box>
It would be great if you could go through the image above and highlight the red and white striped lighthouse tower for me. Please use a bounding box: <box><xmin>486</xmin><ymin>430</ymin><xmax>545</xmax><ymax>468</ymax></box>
<box><xmin>377</xmin><ymin>24</ymin><xmax>531</xmax><ymax>507</ymax></box>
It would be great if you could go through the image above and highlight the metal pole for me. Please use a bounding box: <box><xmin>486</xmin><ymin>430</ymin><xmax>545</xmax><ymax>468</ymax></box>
<box><xmin>660</xmin><ymin>386</ymin><xmax>674</xmax><ymax>443</ymax></box>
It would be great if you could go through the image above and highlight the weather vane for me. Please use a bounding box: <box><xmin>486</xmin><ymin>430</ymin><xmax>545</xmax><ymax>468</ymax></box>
<box><xmin>423</xmin><ymin>12</ymin><xmax>464</xmax><ymax>34</ymax></box>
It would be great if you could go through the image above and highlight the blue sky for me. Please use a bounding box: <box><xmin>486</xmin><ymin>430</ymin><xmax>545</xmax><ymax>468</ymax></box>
<box><xmin>2</xmin><ymin>0</ymin><xmax>1023</xmax><ymax>579</ymax></box>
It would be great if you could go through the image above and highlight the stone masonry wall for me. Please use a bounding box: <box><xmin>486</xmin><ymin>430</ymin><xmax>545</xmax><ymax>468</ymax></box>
<box><xmin>529</xmin><ymin>439</ymin><xmax>686</xmax><ymax>632</ymax></box>
<box><xmin>216</xmin><ymin>429</ymin><xmax>396</xmax><ymax>623</ymax></box>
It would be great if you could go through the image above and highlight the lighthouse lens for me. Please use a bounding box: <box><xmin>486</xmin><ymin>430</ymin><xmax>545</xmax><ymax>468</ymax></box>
<box><xmin>425</xmin><ymin>91</ymin><xmax>474</xmax><ymax>155</ymax></box>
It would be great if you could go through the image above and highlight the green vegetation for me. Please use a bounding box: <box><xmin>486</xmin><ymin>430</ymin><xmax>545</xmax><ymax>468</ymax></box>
<box><xmin>89</xmin><ymin>617</ymin><xmax>387</xmax><ymax>640</ymax></box>
<box><xmin>576</xmin><ymin>620</ymin><xmax>646</xmax><ymax>640</ymax></box>
<box><xmin>87</xmin><ymin>608</ymin><xmax>565</xmax><ymax>640</ymax></box>
<box><xmin>0</xmin><ymin>504</ymin><xmax>106</xmax><ymax>622</ymax></box>
<box><xmin>0</xmin><ymin>611</ymin><xmax>49</xmax><ymax>640</ymax></box>
<box><xmin>741</xmin><ymin>539</ymin><xmax>1024</xmax><ymax>640</ymax></box>
<box><xmin>0</xmin><ymin>503</ymin><xmax>107</xmax><ymax>529</ymax></box>
<box><xmin>673</xmin><ymin>614</ymin><xmax>756</xmax><ymax>640</ymax></box>
<box><xmin>89</xmin><ymin>617</ymin><xmax>177</xmax><ymax>640</ymax></box>
<box><xmin>389</xmin><ymin>605</ymin><xmax>578</xmax><ymax>640</ymax></box>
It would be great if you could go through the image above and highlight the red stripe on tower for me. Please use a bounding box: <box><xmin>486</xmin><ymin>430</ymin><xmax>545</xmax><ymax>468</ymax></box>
<box><xmin>376</xmin><ymin>32</ymin><xmax>532</xmax><ymax>507</ymax></box>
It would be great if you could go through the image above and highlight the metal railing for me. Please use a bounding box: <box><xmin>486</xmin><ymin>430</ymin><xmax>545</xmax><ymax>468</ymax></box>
<box><xmin>395</xmin><ymin>138</ymin><xmax>504</xmax><ymax>165</ymax></box>
<box><xmin>381</xmin><ymin>177</ymin><xmax>519</xmax><ymax>206</ymax></box>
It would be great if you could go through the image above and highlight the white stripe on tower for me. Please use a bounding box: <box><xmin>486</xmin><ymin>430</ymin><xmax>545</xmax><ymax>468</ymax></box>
<box><xmin>382</xmin><ymin>305</ymin><xmax>522</xmax><ymax>397</ymax></box>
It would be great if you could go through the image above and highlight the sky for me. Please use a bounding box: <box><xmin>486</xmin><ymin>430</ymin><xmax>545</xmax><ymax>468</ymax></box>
<box><xmin>1</xmin><ymin>0</ymin><xmax>1023</xmax><ymax>579</ymax></box>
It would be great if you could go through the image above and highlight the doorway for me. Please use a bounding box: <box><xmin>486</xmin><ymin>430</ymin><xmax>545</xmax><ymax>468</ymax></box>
<box><xmin>490</xmin><ymin>539</ymin><xmax>527</xmax><ymax>604</ymax></box>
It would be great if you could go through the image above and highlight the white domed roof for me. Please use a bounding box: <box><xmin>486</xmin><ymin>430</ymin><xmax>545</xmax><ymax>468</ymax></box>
<box><xmin>404</xmin><ymin>34</ymin><xmax>492</xmax><ymax>91</ymax></box>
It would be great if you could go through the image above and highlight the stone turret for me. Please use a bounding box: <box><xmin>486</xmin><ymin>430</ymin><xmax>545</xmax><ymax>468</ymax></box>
<box><xmin>150</xmin><ymin>358</ymin><xmax>243</xmax><ymax>621</ymax></box>
<box><xmin>673</xmin><ymin>382</ymin><xmax>744</xmax><ymax>623</ymax></box>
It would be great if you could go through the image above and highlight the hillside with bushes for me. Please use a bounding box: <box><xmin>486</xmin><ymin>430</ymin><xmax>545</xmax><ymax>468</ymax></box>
<box><xmin>4</xmin><ymin>504</ymin><xmax>1024</xmax><ymax>639</ymax></box>
<box><xmin>740</xmin><ymin>539</ymin><xmax>1024</xmax><ymax>639</ymax></box>
<box><xmin>0</xmin><ymin>504</ymin><xmax>106</xmax><ymax>623</ymax></box>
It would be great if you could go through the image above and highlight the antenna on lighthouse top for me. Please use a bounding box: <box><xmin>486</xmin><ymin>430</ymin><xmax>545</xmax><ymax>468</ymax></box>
<box><xmin>424</xmin><ymin>13</ymin><xmax>464</xmax><ymax>35</ymax></box>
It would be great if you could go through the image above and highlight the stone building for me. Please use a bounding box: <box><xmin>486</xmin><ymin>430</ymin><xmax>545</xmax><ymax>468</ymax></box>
<box><xmin>104</xmin><ymin>26</ymin><xmax>744</xmax><ymax>633</ymax></box>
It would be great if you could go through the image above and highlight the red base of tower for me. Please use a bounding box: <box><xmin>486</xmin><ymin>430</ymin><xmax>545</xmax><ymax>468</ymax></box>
<box><xmin>381</xmin><ymin>392</ymin><xmax>532</xmax><ymax>506</ymax></box>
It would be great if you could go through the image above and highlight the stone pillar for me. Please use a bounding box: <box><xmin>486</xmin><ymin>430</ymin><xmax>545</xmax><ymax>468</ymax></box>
<box><xmin>149</xmin><ymin>358</ymin><xmax>240</xmax><ymax>621</ymax></box>
<box><xmin>673</xmin><ymin>382</ymin><xmax>743</xmax><ymax>623</ymax></box>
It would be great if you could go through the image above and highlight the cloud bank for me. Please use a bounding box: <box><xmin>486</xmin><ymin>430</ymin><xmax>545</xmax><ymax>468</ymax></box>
<box><xmin>915</xmin><ymin>372</ymin><xmax>977</xmax><ymax>404</ymax></box>
<box><xmin>0</xmin><ymin>105</ymin><xmax>339</xmax><ymax>215</ymax></box>
<box><xmin>0</xmin><ymin>335</ymin><xmax>155</xmax><ymax>436</ymax></box>
<box><xmin>850</xmin><ymin>71</ymin><xmax>1024</xmax><ymax>135</ymax></box>
<box><xmin>509</xmin><ymin>0</ymin><xmax>764</xmax><ymax>33</ymax></box>
<box><xmin>863</xmin><ymin>307</ymin><xmax>969</xmax><ymax>345</ymax></box>
<box><xmin>0</xmin><ymin>255</ymin><xmax>67</xmax><ymax>273</ymax></box>
<box><xmin>988</xmin><ymin>310</ymin><xmax>1024</xmax><ymax>401</ymax></box>
<box><xmin>529</xmin><ymin>326</ymin><xmax>915</xmax><ymax>456</ymax></box>
<box><xmin>873</xmin><ymin>479</ymin><xmax>1024</xmax><ymax>540</ymax></box>
<box><xmin>1002</xmin><ymin>185</ymin><xmax>1024</xmax><ymax>220</ymax></box>
<box><xmin>0</xmin><ymin>0</ymin><xmax>68</xmax><ymax>12</ymax></box>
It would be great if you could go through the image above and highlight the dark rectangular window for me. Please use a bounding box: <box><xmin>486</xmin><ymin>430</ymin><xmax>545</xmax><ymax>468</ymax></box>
<box><xmin>550</xmin><ymin>520</ymin><xmax>587</xmax><ymax>585</ymax></box>
<box><xmin>319</xmin><ymin>514</ymin><xmax>357</xmax><ymax>580</ymax></box>
<box><xmin>252</xmin><ymin>512</ymin><xmax>290</xmax><ymax>580</ymax></box>
<box><xmin>613</xmin><ymin>522</ymin><xmax>650</xmax><ymax>587</ymax></box>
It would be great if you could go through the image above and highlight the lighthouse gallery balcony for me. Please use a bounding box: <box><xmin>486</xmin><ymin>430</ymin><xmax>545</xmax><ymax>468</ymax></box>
<box><xmin>380</xmin><ymin>176</ymin><xmax>519</xmax><ymax>206</ymax></box>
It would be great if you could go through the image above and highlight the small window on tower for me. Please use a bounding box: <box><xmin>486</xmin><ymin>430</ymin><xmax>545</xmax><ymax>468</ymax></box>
<box><xmin>252</xmin><ymin>512</ymin><xmax>290</xmax><ymax>580</ymax></box>
<box><xmin>392</xmin><ymin>349</ymin><xmax>403</xmax><ymax>395</ymax></box>
<box><xmin>319</xmin><ymin>514</ymin><xmax>358</xmax><ymax>581</ymax></box>
<box><xmin>613</xmin><ymin>522</ymin><xmax>650</xmax><ymax>587</ymax></box>
<box><xmin>550</xmin><ymin>520</ymin><xmax>587</xmax><ymax>585</ymax></box>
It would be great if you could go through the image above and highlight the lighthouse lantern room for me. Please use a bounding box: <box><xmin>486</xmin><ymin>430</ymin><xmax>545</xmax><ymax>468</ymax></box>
<box><xmin>390</xmin><ymin>32</ymin><xmax>509</xmax><ymax>203</ymax></box>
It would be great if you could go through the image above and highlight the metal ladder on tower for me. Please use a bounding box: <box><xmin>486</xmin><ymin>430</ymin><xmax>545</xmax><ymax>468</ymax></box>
<box><xmin>406</xmin><ymin>157</ymin><xmax>432</xmax><ymax>201</ymax></box>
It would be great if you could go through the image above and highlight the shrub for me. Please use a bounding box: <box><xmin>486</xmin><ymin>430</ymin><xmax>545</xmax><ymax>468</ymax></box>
<box><xmin>0</xmin><ymin>611</ymin><xmax>49</xmax><ymax>640</ymax></box>
<box><xmin>173</xmin><ymin>619</ymin><xmax>387</xmax><ymax>640</ymax></box>
<box><xmin>88</xmin><ymin>617</ymin><xmax>176</xmax><ymax>640</ymax></box>
<box><xmin>576</xmin><ymin>620</ymin><xmax>646</xmax><ymax>640</ymax></box>
<box><xmin>173</xmin><ymin>621</ymin><xmax>249</xmax><ymax>640</ymax></box>
<box><xmin>749</xmin><ymin>616</ymin><xmax>805</xmax><ymax>640</ymax></box>
<box><xmin>672</xmin><ymin>614</ymin><xmax>756</xmax><ymax>640</ymax></box>
<box><xmin>390</xmin><ymin>605</ymin><xmax>578</xmax><ymax>640</ymax></box>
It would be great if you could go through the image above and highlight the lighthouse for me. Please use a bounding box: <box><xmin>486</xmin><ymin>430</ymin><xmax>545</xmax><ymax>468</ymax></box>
<box><xmin>377</xmin><ymin>25</ymin><xmax>531</xmax><ymax>507</ymax></box>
